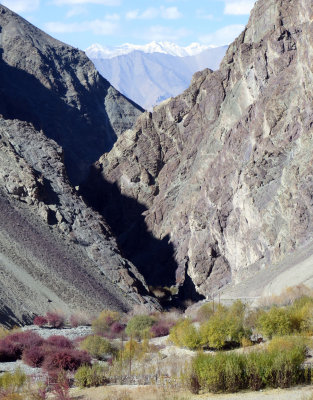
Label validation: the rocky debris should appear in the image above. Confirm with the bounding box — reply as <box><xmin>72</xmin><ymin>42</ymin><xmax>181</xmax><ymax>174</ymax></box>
<box><xmin>92</xmin><ymin>0</ymin><xmax>313</xmax><ymax>298</ymax></box>
<box><xmin>0</xmin><ymin>5</ymin><xmax>143</xmax><ymax>184</ymax></box>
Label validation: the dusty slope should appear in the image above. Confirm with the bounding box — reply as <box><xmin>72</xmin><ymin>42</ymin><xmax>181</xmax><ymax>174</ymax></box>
<box><xmin>89</xmin><ymin>0</ymin><xmax>313</xmax><ymax>298</ymax></box>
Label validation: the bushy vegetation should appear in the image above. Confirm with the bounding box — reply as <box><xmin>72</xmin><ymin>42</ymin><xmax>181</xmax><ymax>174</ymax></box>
<box><xmin>169</xmin><ymin>319</ymin><xmax>201</xmax><ymax>350</ymax></box>
<box><xmin>170</xmin><ymin>301</ymin><xmax>250</xmax><ymax>350</ymax></box>
<box><xmin>80</xmin><ymin>335</ymin><xmax>117</xmax><ymax>360</ymax></box>
<box><xmin>257</xmin><ymin>296</ymin><xmax>313</xmax><ymax>338</ymax></box>
<box><xmin>0</xmin><ymin>286</ymin><xmax>312</xmax><ymax>398</ymax></box>
<box><xmin>75</xmin><ymin>364</ymin><xmax>108</xmax><ymax>388</ymax></box>
<box><xmin>92</xmin><ymin>310</ymin><xmax>123</xmax><ymax>338</ymax></box>
<box><xmin>42</xmin><ymin>348</ymin><xmax>91</xmax><ymax>372</ymax></box>
<box><xmin>188</xmin><ymin>336</ymin><xmax>309</xmax><ymax>393</ymax></box>
<box><xmin>125</xmin><ymin>315</ymin><xmax>155</xmax><ymax>340</ymax></box>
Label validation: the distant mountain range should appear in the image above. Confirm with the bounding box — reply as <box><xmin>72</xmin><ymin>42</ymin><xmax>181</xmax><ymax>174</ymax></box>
<box><xmin>86</xmin><ymin>41</ymin><xmax>213</xmax><ymax>59</ymax></box>
<box><xmin>85</xmin><ymin>42</ymin><xmax>227</xmax><ymax>110</ymax></box>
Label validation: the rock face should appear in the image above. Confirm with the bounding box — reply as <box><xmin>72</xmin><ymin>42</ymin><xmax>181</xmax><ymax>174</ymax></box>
<box><xmin>92</xmin><ymin>0</ymin><xmax>313</xmax><ymax>298</ymax></box>
<box><xmin>0</xmin><ymin>5</ymin><xmax>157</xmax><ymax>326</ymax></box>
<box><xmin>0</xmin><ymin>5</ymin><xmax>143</xmax><ymax>184</ymax></box>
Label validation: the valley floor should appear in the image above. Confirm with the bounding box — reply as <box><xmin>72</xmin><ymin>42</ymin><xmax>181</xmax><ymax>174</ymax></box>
<box><xmin>70</xmin><ymin>384</ymin><xmax>313</xmax><ymax>400</ymax></box>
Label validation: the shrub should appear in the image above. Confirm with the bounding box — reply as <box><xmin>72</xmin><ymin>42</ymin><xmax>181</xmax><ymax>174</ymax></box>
<box><xmin>43</xmin><ymin>349</ymin><xmax>91</xmax><ymax>372</ymax></box>
<box><xmin>120</xmin><ymin>338</ymin><xmax>150</xmax><ymax>361</ymax></box>
<box><xmin>150</xmin><ymin>319</ymin><xmax>174</xmax><ymax>337</ymax></box>
<box><xmin>257</xmin><ymin>307</ymin><xmax>293</xmax><ymax>338</ymax></box>
<box><xmin>196</xmin><ymin>303</ymin><xmax>215</xmax><ymax>323</ymax></box>
<box><xmin>80</xmin><ymin>336</ymin><xmax>117</xmax><ymax>360</ymax></box>
<box><xmin>92</xmin><ymin>310</ymin><xmax>121</xmax><ymax>336</ymax></box>
<box><xmin>46</xmin><ymin>336</ymin><xmax>73</xmax><ymax>349</ymax></box>
<box><xmin>33</xmin><ymin>316</ymin><xmax>48</xmax><ymax>327</ymax></box>
<box><xmin>50</xmin><ymin>372</ymin><xmax>72</xmax><ymax>400</ymax></box>
<box><xmin>22</xmin><ymin>346</ymin><xmax>45</xmax><ymax>367</ymax></box>
<box><xmin>125</xmin><ymin>315</ymin><xmax>155</xmax><ymax>340</ymax></box>
<box><xmin>0</xmin><ymin>331</ymin><xmax>43</xmax><ymax>361</ymax></box>
<box><xmin>0</xmin><ymin>369</ymin><xmax>27</xmax><ymax>390</ymax></box>
<box><xmin>190</xmin><ymin>336</ymin><xmax>308</xmax><ymax>393</ymax></box>
<box><xmin>75</xmin><ymin>364</ymin><xmax>108</xmax><ymax>388</ymax></box>
<box><xmin>110</xmin><ymin>322</ymin><xmax>125</xmax><ymax>337</ymax></box>
<box><xmin>169</xmin><ymin>319</ymin><xmax>201</xmax><ymax>350</ymax></box>
<box><xmin>0</xmin><ymin>340</ymin><xmax>19</xmax><ymax>362</ymax></box>
<box><xmin>69</xmin><ymin>313</ymin><xmax>90</xmax><ymax>328</ymax></box>
<box><xmin>46</xmin><ymin>312</ymin><xmax>65</xmax><ymax>329</ymax></box>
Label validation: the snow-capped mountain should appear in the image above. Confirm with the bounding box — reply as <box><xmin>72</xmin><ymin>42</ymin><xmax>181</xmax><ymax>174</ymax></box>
<box><xmin>86</xmin><ymin>45</ymin><xmax>227</xmax><ymax>110</ymax></box>
<box><xmin>86</xmin><ymin>41</ymin><xmax>212</xmax><ymax>59</ymax></box>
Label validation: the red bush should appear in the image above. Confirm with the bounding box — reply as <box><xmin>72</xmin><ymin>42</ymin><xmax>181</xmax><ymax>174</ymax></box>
<box><xmin>0</xmin><ymin>331</ymin><xmax>43</xmax><ymax>361</ymax></box>
<box><xmin>34</xmin><ymin>316</ymin><xmax>48</xmax><ymax>327</ymax></box>
<box><xmin>0</xmin><ymin>338</ymin><xmax>19</xmax><ymax>362</ymax></box>
<box><xmin>46</xmin><ymin>336</ymin><xmax>73</xmax><ymax>349</ymax></box>
<box><xmin>110</xmin><ymin>322</ymin><xmax>125</xmax><ymax>335</ymax></box>
<box><xmin>150</xmin><ymin>320</ymin><xmax>175</xmax><ymax>337</ymax></box>
<box><xmin>46</xmin><ymin>312</ymin><xmax>65</xmax><ymax>329</ymax></box>
<box><xmin>22</xmin><ymin>346</ymin><xmax>45</xmax><ymax>367</ymax></box>
<box><xmin>43</xmin><ymin>349</ymin><xmax>91</xmax><ymax>371</ymax></box>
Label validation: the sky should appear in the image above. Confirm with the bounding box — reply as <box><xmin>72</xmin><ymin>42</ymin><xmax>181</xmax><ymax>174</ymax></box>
<box><xmin>1</xmin><ymin>0</ymin><xmax>256</xmax><ymax>50</ymax></box>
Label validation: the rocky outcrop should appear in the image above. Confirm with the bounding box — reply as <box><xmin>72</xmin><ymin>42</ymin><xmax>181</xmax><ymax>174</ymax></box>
<box><xmin>0</xmin><ymin>5</ymin><xmax>158</xmax><ymax>325</ymax></box>
<box><xmin>0</xmin><ymin>5</ymin><xmax>143</xmax><ymax>184</ymax></box>
<box><xmin>94</xmin><ymin>0</ymin><xmax>313</xmax><ymax>298</ymax></box>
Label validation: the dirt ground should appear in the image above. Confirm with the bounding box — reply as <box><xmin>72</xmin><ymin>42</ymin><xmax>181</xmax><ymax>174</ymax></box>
<box><xmin>70</xmin><ymin>384</ymin><xmax>313</xmax><ymax>400</ymax></box>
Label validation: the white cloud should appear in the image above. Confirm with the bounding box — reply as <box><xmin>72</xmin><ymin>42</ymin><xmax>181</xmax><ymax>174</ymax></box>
<box><xmin>161</xmin><ymin>6</ymin><xmax>182</xmax><ymax>19</ymax></box>
<box><xmin>53</xmin><ymin>0</ymin><xmax>120</xmax><ymax>5</ymax></box>
<box><xmin>45</xmin><ymin>18</ymin><xmax>118</xmax><ymax>35</ymax></box>
<box><xmin>66</xmin><ymin>6</ymin><xmax>87</xmax><ymax>18</ymax></box>
<box><xmin>126</xmin><ymin>6</ymin><xmax>182</xmax><ymax>20</ymax></box>
<box><xmin>196</xmin><ymin>9</ymin><xmax>214</xmax><ymax>20</ymax></box>
<box><xmin>199</xmin><ymin>24</ymin><xmax>244</xmax><ymax>46</ymax></box>
<box><xmin>143</xmin><ymin>25</ymin><xmax>189</xmax><ymax>42</ymax></box>
<box><xmin>224</xmin><ymin>0</ymin><xmax>255</xmax><ymax>15</ymax></box>
<box><xmin>1</xmin><ymin>0</ymin><xmax>40</xmax><ymax>12</ymax></box>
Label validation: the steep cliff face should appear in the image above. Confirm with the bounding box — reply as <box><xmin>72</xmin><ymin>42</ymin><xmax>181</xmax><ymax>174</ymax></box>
<box><xmin>94</xmin><ymin>0</ymin><xmax>313</xmax><ymax>297</ymax></box>
<box><xmin>0</xmin><ymin>6</ymin><xmax>157</xmax><ymax>325</ymax></box>
<box><xmin>0</xmin><ymin>5</ymin><xmax>143</xmax><ymax>184</ymax></box>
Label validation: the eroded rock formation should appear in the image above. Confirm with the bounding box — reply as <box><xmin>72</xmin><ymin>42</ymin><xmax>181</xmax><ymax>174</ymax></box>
<box><xmin>92</xmin><ymin>0</ymin><xmax>313</xmax><ymax>298</ymax></box>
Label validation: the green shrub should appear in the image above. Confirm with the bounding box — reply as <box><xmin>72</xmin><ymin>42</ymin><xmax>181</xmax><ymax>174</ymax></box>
<box><xmin>190</xmin><ymin>335</ymin><xmax>308</xmax><ymax>393</ymax></box>
<box><xmin>75</xmin><ymin>364</ymin><xmax>108</xmax><ymax>388</ymax></box>
<box><xmin>80</xmin><ymin>335</ymin><xmax>117</xmax><ymax>360</ymax></box>
<box><xmin>199</xmin><ymin>307</ymin><xmax>249</xmax><ymax>349</ymax></box>
<box><xmin>0</xmin><ymin>368</ymin><xmax>27</xmax><ymax>390</ymax></box>
<box><xmin>169</xmin><ymin>319</ymin><xmax>201</xmax><ymax>350</ymax></box>
<box><xmin>257</xmin><ymin>307</ymin><xmax>293</xmax><ymax>338</ymax></box>
<box><xmin>125</xmin><ymin>315</ymin><xmax>154</xmax><ymax>340</ymax></box>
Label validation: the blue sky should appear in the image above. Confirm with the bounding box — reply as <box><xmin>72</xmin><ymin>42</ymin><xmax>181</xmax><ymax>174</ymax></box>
<box><xmin>2</xmin><ymin>0</ymin><xmax>256</xmax><ymax>50</ymax></box>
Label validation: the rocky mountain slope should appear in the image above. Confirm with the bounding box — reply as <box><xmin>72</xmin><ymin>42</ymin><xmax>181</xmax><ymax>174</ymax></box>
<box><xmin>0</xmin><ymin>5</ymin><xmax>156</xmax><ymax>326</ymax></box>
<box><xmin>0</xmin><ymin>6</ymin><xmax>143</xmax><ymax>184</ymax></box>
<box><xmin>87</xmin><ymin>46</ymin><xmax>227</xmax><ymax>110</ymax></box>
<box><xmin>87</xmin><ymin>0</ymin><xmax>313</xmax><ymax>299</ymax></box>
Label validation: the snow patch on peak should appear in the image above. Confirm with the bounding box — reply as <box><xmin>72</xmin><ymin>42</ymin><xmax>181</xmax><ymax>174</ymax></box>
<box><xmin>85</xmin><ymin>41</ymin><xmax>211</xmax><ymax>59</ymax></box>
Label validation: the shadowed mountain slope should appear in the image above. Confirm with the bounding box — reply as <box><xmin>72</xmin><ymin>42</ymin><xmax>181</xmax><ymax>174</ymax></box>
<box><xmin>0</xmin><ymin>5</ymin><xmax>157</xmax><ymax>326</ymax></box>
<box><xmin>0</xmin><ymin>5</ymin><xmax>143</xmax><ymax>185</ymax></box>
